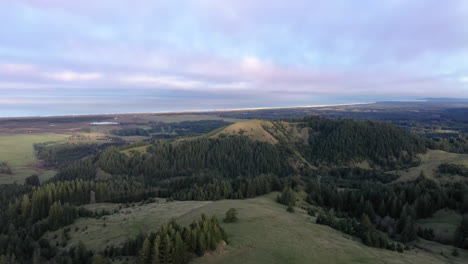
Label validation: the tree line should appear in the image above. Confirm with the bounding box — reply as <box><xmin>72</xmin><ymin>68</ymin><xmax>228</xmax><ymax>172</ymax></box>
<box><xmin>295</xmin><ymin>116</ymin><xmax>427</xmax><ymax>169</ymax></box>
<box><xmin>306</xmin><ymin>175</ymin><xmax>468</xmax><ymax>248</ymax></box>
<box><xmin>167</xmin><ymin>174</ymin><xmax>281</xmax><ymax>200</ymax></box>
<box><xmin>111</xmin><ymin>120</ymin><xmax>231</xmax><ymax>138</ymax></box>
<box><xmin>428</xmin><ymin>134</ymin><xmax>468</xmax><ymax>154</ymax></box>
<box><xmin>34</xmin><ymin>142</ymin><xmax>122</xmax><ymax>169</ymax></box>
<box><xmin>438</xmin><ymin>163</ymin><xmax>468</xmax><ymax>177</ymax></box>
<box><xmin>102</xmin><ymin>214</ymin><xmax>228</xmax><ymax>264</ymax></box>
<box><xmin>54</xmin><ymin>135</ymin><xmax>291</xmax><ymax>184</ymax></box>
<box><xmin>0</xmin><ymin>177</ymin><xmax>155</xmax><ymax>263</ymax></box>
<box><xmin>321</xmin><ymin>167</ymin><xmax>399</xmax><ymax>187</ymax></box>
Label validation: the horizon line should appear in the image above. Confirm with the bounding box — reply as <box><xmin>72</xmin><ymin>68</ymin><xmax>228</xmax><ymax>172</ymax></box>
<box><xmin>0</xmin><ymin>101</ymin><xmax>381</xmax><ymax>119</ymax></box>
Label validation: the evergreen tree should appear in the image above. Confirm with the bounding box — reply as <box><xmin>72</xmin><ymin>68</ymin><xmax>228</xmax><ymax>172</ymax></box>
<box><xmin>277</xmin><ymin>187</ymin><xmax>296</xmax><ymax>207</ymax></box>
<box><xmin>20</xmin><ymin>194</ymin><xmax>31</xmax><ymax>219</ymax></box>
<box><xmin>161</xmin><ymin>234</ymin><xmax>173</xmax><ymax>264</ymax></box>
<box><xmin>363</xmin><ymin>232</ymin><xmax>372</xmax><ymax>246</ymax></box>
<box><xmin>48</xmin><ymin>201</ymin><xmax>64</xmax><ymax>230</ymax></box>
<box><xmin>224</xmin><ymin>208</ymin><xmax>238</xmax><ymax>223</ymax></box>
<box><xmin>455</xmin><ymin>215</ymin><xmax>468</xmax><ymax>249</ymax></box>
<box><xmin>152</xmin><ymin>235</ymin><xmax>161</xmax><ymax>264</ymax></box>
<box><xmin>196</xmin><ymin>234</ymin><xmax>206</xmax><ymax>257</ymax></box>
<box><xmin>400</xmin><ymin>215</ymin><xmax>417</xmax><ymax>243</ymax></box>
<box><xmin>139</xmin><ymin>238</ymin><xmax>151</xmax><ymax>264</ymax></box>
<box><xmin>172</xmin><ymin>232</ymin><xmax>187</xmax><ymax>264</ymax></box>
<box><xmin>361</xmin><ymin>214</ymin><xmax>373</xmax><ymax>230</ymax></box>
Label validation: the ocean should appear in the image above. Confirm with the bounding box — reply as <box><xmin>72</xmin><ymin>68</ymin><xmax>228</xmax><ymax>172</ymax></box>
<box><xmin>0</xmin><ymin>89</ymin><xmax>414</xmax><ymax>118</ymax></box>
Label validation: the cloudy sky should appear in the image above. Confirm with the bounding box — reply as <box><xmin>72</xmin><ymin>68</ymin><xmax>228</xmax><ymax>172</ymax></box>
<box><xmin>1</xmin><ymin>0</ymin><xmax>468</xmax><ymax>116</ymax></box>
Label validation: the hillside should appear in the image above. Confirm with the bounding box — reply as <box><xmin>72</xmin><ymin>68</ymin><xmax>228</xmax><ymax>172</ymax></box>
<box><xmin>44</xmin><ymin>193</ymin><xmax>467</xmax><ymax>264</ymax></box>
<box><xmin>213</xmin><ymin>120</ymin><xmax>280</xmax><ymax>143</ymax></box>
<box><xmin>213</xmin><ymin>117</ymin><xmax>426</xmax><ymax>169</ymax></box>
<box><xmin>392</xmin><ymin>150</ymin><xmax>468</xmax><ymax>183</ymax></box>
<box><xmin>49</xmin><ymin>117</ymin><xmax>427</xmax><ymax>185</ymax></box>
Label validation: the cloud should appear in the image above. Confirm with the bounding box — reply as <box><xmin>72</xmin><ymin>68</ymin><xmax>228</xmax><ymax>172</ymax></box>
<box><xmin>0</xmin><ymin>0</ymin><xmax>467</xmax><ymax>107</ymax></box>
<box><xmin>120</xmin><ymin>75</ymin><xmax>203</xmax><ymax>89</ymax></box>
<box><xmin>45</xmin><ymin>71</ymin><xmax>102</xmax><ymax>81</ymax></box>
<box><xmin>0</xmin><ymin>63</ymin><xmax>35</xmax><ymax>73</ymax></box>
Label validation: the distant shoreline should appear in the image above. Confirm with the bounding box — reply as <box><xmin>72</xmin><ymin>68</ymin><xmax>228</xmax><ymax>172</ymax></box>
<box><xmin>0</xmin><ymin>101</ymin><xmax>376</xmax><ymax>119</ymax></box>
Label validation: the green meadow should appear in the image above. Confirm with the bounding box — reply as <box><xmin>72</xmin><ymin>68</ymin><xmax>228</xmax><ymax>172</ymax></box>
<box><xmin>418</xmin><ymin>209</ymin><xmax>463</xmax><ymax>244</ymax></box>
<box><xmin>45</xmin><ymin>193</ymin><xmax>467</xmax><ymax>264</ymax></box>
<box><xmin>392</xmin><ymin>150</ymin><xmax>468</xmax><ymax>183</ymax></box>
<box><xmin>0</xmin><ymin>133</ymin><xmax>68</xmax><ymax>184</ymax></box>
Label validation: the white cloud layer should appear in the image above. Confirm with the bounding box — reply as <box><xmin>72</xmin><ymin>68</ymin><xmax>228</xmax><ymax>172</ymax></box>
<box><xmin>0</xmin><ymin>0</ymin><xmax>467</xmax><ymax>103</ymax></box>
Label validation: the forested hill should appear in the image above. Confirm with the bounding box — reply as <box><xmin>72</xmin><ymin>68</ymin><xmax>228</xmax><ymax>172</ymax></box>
<box><xmin>215</xmin><ymin>117</ymin><xmax>427</xmax><ymax>170</ymax></box>
<box><xmin>297</xmin><ymin>117</ymin><xmax>426</xmax><ymax>168</ymax></box>
<box><xmin>53</xmin><ymin>116</ymin><xmax>427</xmax><ymax>184</ymax></box>
<box><xmin>54</xmin><ymin>135</ymin><xmax>292</xmax><ymax>183</ymax></box>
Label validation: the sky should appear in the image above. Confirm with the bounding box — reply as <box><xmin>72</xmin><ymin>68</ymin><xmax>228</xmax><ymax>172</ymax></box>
<box><xmin>1</xmin><ymin>0</ymin><xmax>468</xmax><ymax>116</ymax></box>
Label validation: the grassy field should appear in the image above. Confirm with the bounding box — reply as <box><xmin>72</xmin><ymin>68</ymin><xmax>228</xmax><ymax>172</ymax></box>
<box><xmin>44</xmin><ymin>200</ymin><xmax>213</xmax><ymax>251</ymax></box>
<box><xmin>417</xmin><ymin>209</ymin><xmax>463</xmax><ymax>244</ymax></box>
<box><xmin>190</xmin><ymin>194</ymin><xmax>467</xmax><ymax>264</ymax></box>
<box><xmin>392</xmin><ymin>150</ymin><xmax>468</xmax><ymax>183</ymax></box>
<box><xmin>214</xmin><ymin>120</ymin><xmax>279</xmax><ymax>143</ymax></box>
<box><xmin>0</xmin><ymin>133</ymin><xmax>69</xmax><ymax>184</ymax></box>
<box><xmin>44</xmin><ymin>193</ymin><xmax>467</xmax><ymax>264</ymax></box>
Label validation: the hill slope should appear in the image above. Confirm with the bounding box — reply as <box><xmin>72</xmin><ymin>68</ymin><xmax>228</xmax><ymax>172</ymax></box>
<box><xmin>214</xmin><ymin>117</ymin><xmax>426</xmax><ymax>169</ymax></box>
<box><xmin>45</xmin><ymin>193</ymin><xmax>467</xmax><ymax>264</ymax></box>
<box><xmin>191</xmin><ymin>194</ymin><xmax>467</xmax><ymax>264</ymax></box>
<box><xmin>213</xmin><ymin>119</ymin><xmax>309</xmax><ymax>145</ymax></box>
<box><xmin>213</xmin><ymin>119</ymin><xmax>280</xmax><ymax>143</ymax></box>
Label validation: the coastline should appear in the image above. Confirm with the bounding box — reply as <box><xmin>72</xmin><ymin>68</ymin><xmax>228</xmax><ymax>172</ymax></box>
<box><xmin>0</xmin><ymin>101</ymin><xmax>376</xmax><ymax>119</ymax></box>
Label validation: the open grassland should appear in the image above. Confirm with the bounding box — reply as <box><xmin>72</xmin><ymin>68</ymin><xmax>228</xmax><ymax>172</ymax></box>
<box><xmin>213</xmin><ymin>120</ymin><xmax>311</xmax><ymax>147</ymax></box>
<box><xmin>0</xmin><ymin>133</ymin><xmax>69</xmax><ymax>184</ymax></box>
<box><xmin>45</xmin><ymin>193</ymin><xmax>467</xmax><ymax>264</ymax></box>
<box><xmin>392</xmin><ymin>150</ymin><xmax>468</xmax><ymax>183</ymax></box>
<box><xmin>44</xmin><ymin>200</ymin><xmax>213</xmax><ymax>251</ymax></box>
<box><xmin>417</xmin><ymin>209</ymin><xmax>463</xmax><ymax>244</ymax></box>
<box><xmin>213</xmin><ymin>120</ymin><xmax>279</xmax><ymax>143</ymax></box>
<box><xmin>0</xmin><ymin>130</ymin><xmax>122</xmax><ymax>184</ymax></box>
<box><xmin>190</xmin><ymin>194</ymin><xmax>467</xmax><ymax>264</ymax></box>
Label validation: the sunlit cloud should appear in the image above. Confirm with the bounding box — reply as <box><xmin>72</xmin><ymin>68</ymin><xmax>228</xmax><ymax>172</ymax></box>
<box><xmin>44</xmin><ymin>71</ymin><xmax>102</xmax><ymax>81</ymax></box>
<box><xmin>0</xmin><ymin>0</ymin><xmax>467</xmax><ymax>117</ymax></box>
<box><xmin>120</xmin><ymin>75</ymin><xmax>203</xmax><ymax>89</ymax></box>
